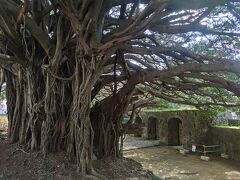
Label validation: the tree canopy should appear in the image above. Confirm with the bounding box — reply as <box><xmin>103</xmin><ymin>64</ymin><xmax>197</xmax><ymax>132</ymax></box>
<box><xmin>0</xmin><ymin>0</ymin><xmax>240</xmax><ymax>175</ymax></box>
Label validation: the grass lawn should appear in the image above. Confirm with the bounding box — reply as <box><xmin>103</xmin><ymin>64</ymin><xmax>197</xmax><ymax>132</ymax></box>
<box><xmin>143</xmin><ymin>108</ymin><xmax>197</xmax><ymax>112</ymax></box>
<box><xmin>214</xmin><ymin>125</ymin><xmax>240</xmax><ymax>129</ymax></box>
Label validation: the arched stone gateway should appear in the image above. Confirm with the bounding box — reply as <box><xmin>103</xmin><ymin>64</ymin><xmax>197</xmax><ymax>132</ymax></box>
<box><xmin>141</xmin><ymin>110</ymin><xmax>216</xmax><ymax>146</ymax></box>
<box><xmin>168</xmin><ymin>118</ymin><xmax>183</xmax><ymax>146</ymax></box>
<box><xmin>147</xmin><ymin>117</ymin><xmax>158</xmax><ymax>139</ymax></box>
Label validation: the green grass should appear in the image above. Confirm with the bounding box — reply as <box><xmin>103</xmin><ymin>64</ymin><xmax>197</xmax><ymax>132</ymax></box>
<box><xmin>39</xmin><ymin>156</ymin><xmax>54</xmax><ymax>180</ymax></box>
<box><xmin>152</xmin><ymin>175</ymin><xmax>162</xmax><ymax>180</ymax></box>
<box><xmin>143</xmin><ymin>108</ymin><xmax>198</xmax><ymax>112</ymax></box>
<box><xmin>40</xmin><ymin>156</ymin><xmax>53</xmax><ymax>172</ymax></box>
<box><xmin>0</xmin><ymin>132</ymin><xmax>6</xmax><ymax>139</ymax></box>
<box><xmin>0</xmin><ymin>116</ymin><xmax>8</xmax><ymax>139</ymax></box>
<box><xmin>213</xmin><ymin>125</ymin><xmax>240</xmax><ymax>129</ymax></box>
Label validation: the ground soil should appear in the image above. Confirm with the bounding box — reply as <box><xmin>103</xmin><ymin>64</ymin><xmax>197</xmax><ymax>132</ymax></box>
<box><xmin>0</xmin><ymin>140</ymin><xmax>153</xmax><ymax>180</ymax></box>
<box><xmin>124</xmin><ymin>146</ymin><xmax>240</xmax><ymax>180</ymax></box>
<box><xmin>0</xmin><ymin>118</ymin><xmax>153</xmax><ymax>180</ymax></box>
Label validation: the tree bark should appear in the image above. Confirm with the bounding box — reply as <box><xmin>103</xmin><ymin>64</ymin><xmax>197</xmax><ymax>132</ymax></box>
<box><xmin>5</xmin><ymin>46</ymin><xmax>98</xmax><ymax>175</ymax></box>
<box><xmin>66</xmin><ymin>44</ymin><xmax>97</xmax><ymax>174</ymax></box>
<box><xmin>91</xmin><ymin>86</ymin><xmax>135</xmax><ymax>159</ymax></box>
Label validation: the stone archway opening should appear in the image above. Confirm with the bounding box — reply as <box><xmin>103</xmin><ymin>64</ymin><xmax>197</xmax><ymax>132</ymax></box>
<box><xmin>148</xmin><ymin>117</ymin><xmax>157</xmax><ymax>139</ymax></box>
<box><xmin>168</xmin><ymin>118</ymin><xmax>183</xmax><ymax>146</ymax></box>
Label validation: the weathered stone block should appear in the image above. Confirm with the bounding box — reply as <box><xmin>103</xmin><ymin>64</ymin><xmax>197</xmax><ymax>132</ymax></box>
<box><xmin>201</xmin><ymin>155</ymin><xmax>210</xmax><ymax>161</ymax></box>
<box><xmin>221</xmin><ymin>153</ymin><xmax>229</xmax><ymax>159</ymax></box>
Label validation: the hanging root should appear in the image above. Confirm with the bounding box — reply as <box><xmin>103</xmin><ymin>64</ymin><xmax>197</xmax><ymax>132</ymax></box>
<box><xmin>17</xmin><ymin>0</ymin><xmax>29</xmax><ymax>23</ymax></box>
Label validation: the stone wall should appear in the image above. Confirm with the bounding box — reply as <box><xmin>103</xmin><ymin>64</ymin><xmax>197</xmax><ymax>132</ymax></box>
<box><xmin>206</xmin><ymin>127</ymin><xmax>240</xmax><ymax>161</ymax></box>
<box><xmin>140</xmin><ymin>110</ymin><xmax>216</xmax><ymax>146</ymax></box>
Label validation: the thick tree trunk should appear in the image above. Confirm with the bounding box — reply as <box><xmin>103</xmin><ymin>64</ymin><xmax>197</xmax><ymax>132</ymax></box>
<box><xmin>91</xmin><ymin>101</ymin><xmax>121</xmax><ymax>159</ymax></box>
<box><xmin>5</xmin><ymin>52</ymin><xmax>97</xmax><ymax>174</ymax></box>
<box><xmin>91</xmin><ymin>88</ymin><xmax>134</xmax><ymax>159</ymax></box>
<box><xmin>66</xmin><ymin>46</ymin><xmax>97</xmax><ymax>174</ymax></box>
<box><xmin>6</xmin><ymin>65</ymin><xmax>45</xmax><ymax>150</ymax></box>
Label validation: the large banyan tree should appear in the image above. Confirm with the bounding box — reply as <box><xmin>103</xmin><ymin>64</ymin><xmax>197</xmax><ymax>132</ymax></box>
<box><xmin>0</xmin><ymin>0</ymin><xmax>240</xmax><ymax>175</ymax></box>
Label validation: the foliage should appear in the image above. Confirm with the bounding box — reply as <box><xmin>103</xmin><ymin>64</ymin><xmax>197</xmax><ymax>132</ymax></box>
<box><xmin>0</xmin><ymin>90</ymin><xmax>5</xmax><ymax>102</ymax></box>
<box><xmin>197</xmin><ymin>110</ymin><xmax>219</xmax><ymax>124</ymax></box>
<box><xmin>0</xmin><ymin>132</ymin><xmax>4</xmax><ymax>139</ymax></box>
<box><xmin>153</xmin><ymin>98</ymin><xmax>194</xmax><ymax>109</ymax></box>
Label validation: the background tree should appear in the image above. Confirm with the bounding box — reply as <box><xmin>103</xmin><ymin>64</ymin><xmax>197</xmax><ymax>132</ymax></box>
<box><xmin>0</xmin><ymin>0</ymin><xmax>240</xmax><ymax>175</ymax></box>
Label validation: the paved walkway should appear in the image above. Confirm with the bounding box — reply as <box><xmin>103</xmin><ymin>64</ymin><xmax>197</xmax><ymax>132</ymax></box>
<box><xmin>124</xmin><ymin>146</ymin><xmax>240</xmax><ymax>180</ymax></box>
<box><xmin>123</xmin><ymin>135</ymin><xmax>161</xmax><ymax>150</ymax></box>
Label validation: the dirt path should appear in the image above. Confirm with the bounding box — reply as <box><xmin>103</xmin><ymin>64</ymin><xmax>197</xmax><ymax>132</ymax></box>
<box><xmin>124</xmin><ymin>146</ymin><xmax>240</xmax><ymax>180</ymax></box>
